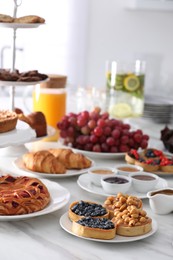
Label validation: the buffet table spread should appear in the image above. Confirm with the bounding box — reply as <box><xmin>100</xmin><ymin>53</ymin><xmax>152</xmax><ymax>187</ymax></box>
<box><xmin>0</xmin><ymin>97</ymin><xmax>173</xmax><ymax>260</ymax></box>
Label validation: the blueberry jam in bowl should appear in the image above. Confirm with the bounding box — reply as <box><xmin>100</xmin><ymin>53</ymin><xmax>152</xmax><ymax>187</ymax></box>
<box><xmin>101</xmin><ymin>174</ymin><xmax>131</xmax><ymax>194</ymax></box>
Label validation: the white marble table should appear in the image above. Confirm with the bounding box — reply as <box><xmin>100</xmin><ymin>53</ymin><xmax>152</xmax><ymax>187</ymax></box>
<box><xmin>0</xmin><ymin>140</ymin><xmax>173</xmax><ymax>260</ymax></box>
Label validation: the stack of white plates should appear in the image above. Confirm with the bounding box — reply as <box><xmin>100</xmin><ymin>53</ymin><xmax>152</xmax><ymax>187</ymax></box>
<box><xmin>143</xmin><ymin>95</ymin><xmax>173</xmax><ymax>124</ymax></box>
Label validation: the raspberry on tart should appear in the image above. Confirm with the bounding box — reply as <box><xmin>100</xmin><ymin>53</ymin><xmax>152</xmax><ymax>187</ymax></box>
<box><xmin>125</xmin><ymin>149</ymin><xmax>140</xmax><ymax>164</ymax></box>
<box><xmin>135</xmin><ymin>158</ymin><xmax>160</xmax><ymax>172</ymax></box>
<box><xmin>142</xmin><ymin>148</ymin><xmax>163</xmax><ymax>160</ymax></box>
<box><xmin>159</xmin><ymin>157</ymin><xmax>173</xmax><ymax>172</ymax></box>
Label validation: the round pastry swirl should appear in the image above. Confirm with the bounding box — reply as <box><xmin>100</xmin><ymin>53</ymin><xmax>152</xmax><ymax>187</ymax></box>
<box><xmin>0</xmin><ymin>175</ymin><xmax>50</xmax><ymax>215</ymax></box>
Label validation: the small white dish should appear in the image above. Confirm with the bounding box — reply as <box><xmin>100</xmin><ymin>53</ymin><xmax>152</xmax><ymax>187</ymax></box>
<box><xmin>130</xmin><ymin>172</ymin><xmax>159</xmax><ymax>193</ymax></box>
<box><xmin>115</xmin><ymin>163</ymin><xmax>143</xmax><ymax>176</ymax></box>
<box><xmin>101</xmin><ymin>174</ymin><xmax>132</xmax><ymax>194</ymax></box>
<box><xmin>88</xmin><ymin>166</ymin><xmax>116</xmax><ymax>186</ymax></box>
<box><xmin>147</xmin><ymin>188</ymin><xmax>173</xmax><ymax>215</ymax></box>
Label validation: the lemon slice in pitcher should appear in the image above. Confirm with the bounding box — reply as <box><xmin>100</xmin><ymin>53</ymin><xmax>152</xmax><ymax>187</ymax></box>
<box><xmin>109</xmin><ymin>103</ymin><xmax>133</xmax><ymax>118</ymax></box>
<box><xmin>124</xmin><ymin>75</ymin><xmax>140</xmax><ymax>92</ymax></box>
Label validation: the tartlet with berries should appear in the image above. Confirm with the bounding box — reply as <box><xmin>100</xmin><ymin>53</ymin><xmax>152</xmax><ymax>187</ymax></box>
<box><xmin>72</xmin><ymin>217</ymin><xmax>116</xmax><ymax>240</ymax></box>
<box><xmin>125</xmin><ymin>149</ymin><xmax>140</xmax><ymax>164</ymax></box>
<box><xmin>69</xmin><ymin>200</ymin><xmax>109</xmax><ymax>222</ymax></box>
<box><xmin>159</xmin><ymin>157</ymin><xmax>173</xmax><ymax>172</ymax></box>
<box><xmin>141</xmin><ymin>148</ymin><xmax>163</xmax><ymax>160</ymax></box>
<box><xmin>135</xmin><ymin>158</ymin><xmax>160</xmax><ymax>172</ymax></box>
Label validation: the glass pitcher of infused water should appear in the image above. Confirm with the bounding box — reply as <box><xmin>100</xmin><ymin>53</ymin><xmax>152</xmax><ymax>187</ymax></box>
<box><xmin>106</xmin><ymin>60</ymin><xmax>146</xmax><ymax>119</ymax></box>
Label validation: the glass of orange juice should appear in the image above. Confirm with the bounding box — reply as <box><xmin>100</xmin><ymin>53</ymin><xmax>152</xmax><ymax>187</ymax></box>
<box><xmin>33</xmin><ymin>85</ymin><xmax>66</xmax><ymax>129</ymax></box>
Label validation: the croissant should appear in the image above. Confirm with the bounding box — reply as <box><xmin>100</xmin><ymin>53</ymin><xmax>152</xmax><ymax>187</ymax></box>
<box><xmin>49</xmin><ymin>148</ymin><xmax>92</xmax><ymax>169</ymax></box>
<box><xmin>23</xmin><ymin>150</ymin><xmax>66</xmax><ymax>174</ymax></box>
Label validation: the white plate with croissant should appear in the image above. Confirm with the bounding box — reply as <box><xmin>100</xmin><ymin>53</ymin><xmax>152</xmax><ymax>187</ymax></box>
<box><xmin>13</xmin><ymin>148</ymin><xmax>95</xmax><ymax>178</ymax></box>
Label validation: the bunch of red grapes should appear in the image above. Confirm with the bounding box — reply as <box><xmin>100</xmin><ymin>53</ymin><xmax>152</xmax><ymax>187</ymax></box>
<box><xmin>57</xmin><ymin>107</ymin><xmax>149</xmax><ymax>153</ymax></box>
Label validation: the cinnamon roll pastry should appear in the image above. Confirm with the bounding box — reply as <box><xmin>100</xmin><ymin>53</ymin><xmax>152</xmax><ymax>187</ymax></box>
<box><xmin>0</xmin><ymin>175</ymin><xmax>50</xmax><ymax>215</ymax></box>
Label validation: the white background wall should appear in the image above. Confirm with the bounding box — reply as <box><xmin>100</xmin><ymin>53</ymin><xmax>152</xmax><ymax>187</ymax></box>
<box><xmin>0</xmin><ymin>0</ymin><xmax>173</xmax><ymax>97</ymax></box>
<box><xmin>86</xmin><ymin>0</ymin><xmax>173</xmax><ymax>97</ymax></box>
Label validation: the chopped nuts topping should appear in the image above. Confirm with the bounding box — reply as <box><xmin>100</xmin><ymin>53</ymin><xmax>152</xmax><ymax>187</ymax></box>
<box><xmin>104</xmin><ymin>193</ymin><xmax>143</xmax><ymax>212</ymax></box>
<box><xmin>112</xmin><ymin>205</ymin><xmax>150</xmax><ymax>227</ymax></box>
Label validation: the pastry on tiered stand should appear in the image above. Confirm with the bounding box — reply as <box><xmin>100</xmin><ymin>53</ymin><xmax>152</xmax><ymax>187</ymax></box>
<box><xmin>0</xmin><ymin>110</ymin><xmax>18</xmax><ymax>133</ymax></box>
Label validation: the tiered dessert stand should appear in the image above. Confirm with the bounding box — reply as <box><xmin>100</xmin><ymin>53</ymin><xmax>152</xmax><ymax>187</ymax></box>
<box><xmin>0</xmin><ymin>0</ymin><xmax>47</xmax><ymax>110</ymax></box>
<box><xmin>0</xmin><ymin>0</ymin><xmax>46</xmax><ymax>156</ymax></box>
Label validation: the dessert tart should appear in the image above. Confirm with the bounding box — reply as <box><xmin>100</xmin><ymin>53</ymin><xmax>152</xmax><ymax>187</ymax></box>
<box><xmin>125</xmin><ymin>149</ymin><xmax>140</xmax><ymax>164</ymax></box>
<box><xmin>135</xmin><ymin>158</ymin><xmax>160</xmax><ymax>172</ymax></box>
<box><xmin>159</xmin><ymin>157</ymin><xmax>173</xmax><ymax>172</ymax></box>
<box><xmin>103</xmin><ymin>193</ymin><xmax>143</xmax><ymax>219</ymax></box>
<box><xmin>0</xmin><ymin>175</ymin><xmax>50</xmax><ymax>215</ymax></box>
<box><xmin>72</xmin><ymin>217</ymin><xmax>116</xmax><ymax>240</ymax></box>
<box><xmin>0</xmin><ymin>110</ymin><xmax>18</xmax><ymax>133</ymax></box>
<box><xmin>112</xmin><ymin>205</ymin><xmax>152</xmax><ymax>237</ymax></box>
<box><xmin>69</xmin><ymin>200</ymin><xmax>109</xmax><ymax>222</ymax></box>
<box><xmin>141</xmin><ymin>148</ymin><xmax>163</xmax><ymax>160</ymax></box>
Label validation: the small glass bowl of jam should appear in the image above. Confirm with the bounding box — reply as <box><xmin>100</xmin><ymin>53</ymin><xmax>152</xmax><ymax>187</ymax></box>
<box><xmin>101</xmin><ymin>174</ymin><xmax>131</xmax><ymax>194</ymax></box>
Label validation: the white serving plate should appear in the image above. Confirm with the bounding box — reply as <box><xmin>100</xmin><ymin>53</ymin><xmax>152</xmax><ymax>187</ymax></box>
<box><xmin>13</xmin><ymin>156</ymin><xmax>95</xmax><ymax>179</ymax></box>
<box><xmin>77</xmin><ymin>173</ymin><xmax>168</xmax><ymax>199</ymax></box>
<box><xmin>0</xmin><ymin>78</ymin><xmax>48</xmax><ymax>87</ymax></box>
<box><xmin>0</xmin><ymin>121</ymin><xmax>36</xmax><ymax>148</ymax></box>
<box><xmin>0</xmin><ymin>22</ymin><xmax>44</xmax><ymax>29</ymax></box>
<box><xmin>60</xmin><ymin>212</ymin><xmax>158</xmax><ymax>243</ymax></box>
<box><xmin>59</xmin><ymin>145</ymin><xmax>126</xmax><ymax>159</ymax></box>
<box><xmin>0</xmin><ymin>178</ymin><xmax>70</xmax><ymax>221</ymax></box>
